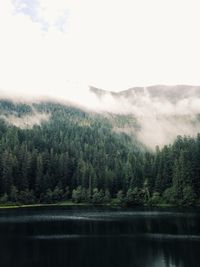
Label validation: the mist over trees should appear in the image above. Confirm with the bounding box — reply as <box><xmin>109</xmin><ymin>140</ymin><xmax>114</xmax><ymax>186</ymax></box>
<box><xmin>0</xmin><ymin>100</ymin><xmax>199</xmax><ymax>206</ymax></box>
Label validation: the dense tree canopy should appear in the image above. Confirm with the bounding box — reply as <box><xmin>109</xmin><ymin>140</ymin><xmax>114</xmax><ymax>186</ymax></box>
<box><xmin>0</xmin><ymin>100</ymin><xmax>199</xmax><ymax>206</ymax></box>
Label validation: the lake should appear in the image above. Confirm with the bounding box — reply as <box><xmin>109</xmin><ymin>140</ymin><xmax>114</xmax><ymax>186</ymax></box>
<box><xmin>0</xmin><ymin>206</ymin><xmax>199</xmax><ymax>267</ymax></box>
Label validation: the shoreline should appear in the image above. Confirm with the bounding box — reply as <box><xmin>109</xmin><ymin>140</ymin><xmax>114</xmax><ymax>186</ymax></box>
<box><xmin>0</xmin><ymin>202</ymin><xmax>194</xmax><ymax>210</ymax></box>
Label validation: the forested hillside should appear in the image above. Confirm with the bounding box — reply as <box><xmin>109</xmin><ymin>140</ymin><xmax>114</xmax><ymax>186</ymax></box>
<box><xmin>0</xmin><ymin>99</ymin><xmax>199</xmax><ymax>206</ymax></box>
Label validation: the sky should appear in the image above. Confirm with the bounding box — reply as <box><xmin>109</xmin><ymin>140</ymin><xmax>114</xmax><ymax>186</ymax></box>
<box><xmin>0</xmin><ymin>0</ymin><xmax>200</xmax><ymax>99</ymax></box>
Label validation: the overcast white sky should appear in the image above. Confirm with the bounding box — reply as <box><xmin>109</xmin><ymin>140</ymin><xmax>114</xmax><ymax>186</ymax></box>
<box><xmin>0</xmin><ymin>0</ymin><xmax>200</xmax><ymax>99</ymax></box>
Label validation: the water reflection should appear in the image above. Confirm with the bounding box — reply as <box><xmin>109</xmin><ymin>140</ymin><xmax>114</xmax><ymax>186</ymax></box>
<box><xmin>0</xmin><ymin>207</ymin><xmax>199</xmax><ymax>267</ymax></box>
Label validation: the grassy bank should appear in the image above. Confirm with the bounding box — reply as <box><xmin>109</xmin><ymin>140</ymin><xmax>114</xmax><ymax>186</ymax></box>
<box><xmin>0</xmin><ymin>200</ymin><xmax>182</xmax><ymax>210</ymax></box>
<box><xmin>0</xmin><ymin>200</ymin><xmax>104</xmax><ymax>209</ymax></box>
<box><xmin>0</xmin><ymin>197</ymin><xmax>199</xmax><ymax>209</ymax></box>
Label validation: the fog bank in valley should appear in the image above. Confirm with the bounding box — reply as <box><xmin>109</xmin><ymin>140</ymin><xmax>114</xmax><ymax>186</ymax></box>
<box><xmin>1</xmin><ymin>85</ymin><xmax>200</xmax><ymax>149</ymax></box>
<box><xmin>88</xmin><ymin>85</ymin><xmax>200</xmax><ymax>149</ymax></box>
<box><xmin>0</xmin><ymin>107</ymin><xmax>50</xmax><ymax>129</ymax></box>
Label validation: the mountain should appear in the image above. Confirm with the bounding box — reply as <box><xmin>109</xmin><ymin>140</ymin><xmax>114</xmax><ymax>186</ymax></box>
<box><xmin>90</xmin><ymin>85</ymin><xmax>200</xmax><ymax>148</ymax></box>
<box><xmin>90</xmin><ymin>84</ymin><xmax>200</xmax><ymax>102</ymax></box>
<box><xmin>0</xmin><ymin>86</ymin><xmax>200</xmax><ymax>206</ymax></box>
<box><xmin>0</xmin><ymin>100</ymin><xmax>144</xmax><ymax>204</ymax></box>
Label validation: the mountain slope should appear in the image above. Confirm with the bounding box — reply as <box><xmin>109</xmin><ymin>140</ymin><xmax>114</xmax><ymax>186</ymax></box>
<box><xmin>90</xmin><ymin>85</ymin><xmax>200</xmax><ymax>148</ymax></box>
<box><xmin>0</xmin><ymin>88</ymin><xmax>199</xmax><ymax>206</ymax></box>
<box><xmin>91</xmin><ymin>84</ymin><xmax>200</xmax><ymax>101</ymax></box>
<box><xmin>0</xmin><ymin>100</ymin><xmax>145</xmax><ymax>203</ymax></box>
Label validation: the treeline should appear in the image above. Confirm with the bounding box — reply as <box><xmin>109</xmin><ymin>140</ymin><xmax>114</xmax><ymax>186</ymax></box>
<box><xmin>0</xmin><ymin>101</ymin><xmax>199</xmax><ymax>206</ymax></box>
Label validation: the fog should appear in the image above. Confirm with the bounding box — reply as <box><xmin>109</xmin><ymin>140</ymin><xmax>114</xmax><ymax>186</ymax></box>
<box><xmin>84</xmin><ymin>85</ymin><xmax>200</xmax><ymax>149</ymax></box>
<box><xmin>1</xmin><ymin>1</ymin><xmax>200</xmax><ymax>149</ymax></box>
<box><xmin>1</xmin><ymin>84</ymin><xmax>200</xmax><ymax>149</ymax></box>
<box><xmin>0</xmin><ymin>107</ymin><xmax>50</xmax><ymax>129</ymax></box>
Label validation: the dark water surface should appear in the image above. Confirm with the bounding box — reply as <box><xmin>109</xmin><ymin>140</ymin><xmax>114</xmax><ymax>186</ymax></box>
<box><xmin>0</xmin><ymin>206</ymin><xmax>200</xmax><ymax>267</ymax></box>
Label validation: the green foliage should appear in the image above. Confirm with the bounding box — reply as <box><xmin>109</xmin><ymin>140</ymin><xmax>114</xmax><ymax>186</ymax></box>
<box><xmin>163</xmin><ymin>187</ymin><xmax>177</xmax><ymax>204</ymax></box>
<box><xmin>18</xmin><ymin>190</ymin><xmax>35</xmax><ymax>205</ymax></box>
<box><xmin>103</xmin><ymin>189</ymin><xmax>111</xmax><ymax>203</ymax></box>
<box><xmin>63</xmin><ymin>187</ymin><xmax>70</xmax><ymax>200</ymax></box>
<box><xmin>0</xmin><ymin>193</ymin><xmax>8</xmax><ymax>204</ymax></box>
<box><xmin>125</xmin><ymin>188</ymin><xmax>143</xmax><ymax>206</ymax></box>
<box><xmin>115</xmin><ymin>190</ymin><xmax>124</xmax><ymax>205</ymax></box>
<box><xmin>72</xmin><ymin>186</ymin><xmax>83</xmax><ymax>203</ymax></box>
<box><xmin>0</xmin><ymin>100</ymin><xmax>199</xmax><ymax>207</ymax></box>
<box><xmin>9</xmin><ymin>186</ymin><xmax>19</xmax><ymax>203</ymax></box>
<box><xmin>52</xmin><ymin>187</ymin><xmax>64</xmax><ymax>202</ymax></box>
<box><xmin>44</xmin><ymin>189</ymin><xmax>53</xmax><ymax>203</ymax></box>
<box><xmin>92</xmin><ymin>188</ymin><xmax>104</xmax><ymax>204</ymax></box>
<box><xmin>148</xmin><ymin>192</ymin><xmax>163</xmax><ymax>205</ymax></box>
<box><xmin>182</xmin><ymin>186</ymin><xmax>197</xmax><ymax>206</ymax></box>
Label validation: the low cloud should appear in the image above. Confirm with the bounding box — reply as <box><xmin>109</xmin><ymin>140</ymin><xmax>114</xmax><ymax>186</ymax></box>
<box><xmin>86</xmin><ymin>85</ymin><xmax>200</xmax><ymax>149</ymax></box>
<box><xmin>1</xmin><ymin>85</ymin><xmax>200</xmax><ymax>149</ymax></box>
<box><xmin>1</xmin><ymin>108</ymin><xmax>50</xmax><ymax>129</ymax></box>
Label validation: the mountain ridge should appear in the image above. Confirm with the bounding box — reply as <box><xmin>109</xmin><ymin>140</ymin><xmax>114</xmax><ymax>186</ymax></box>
<box><xmin>90</xmin><ymin>84</ymin><xmax>200</xmax><ymax>101</ymax></box>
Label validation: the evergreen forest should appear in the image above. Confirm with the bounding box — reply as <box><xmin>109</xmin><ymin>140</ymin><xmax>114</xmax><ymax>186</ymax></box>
<box><xmin>0</xmin><ymin>100</ymin><xmax>199</xmax><ymax>206</ymax></box>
